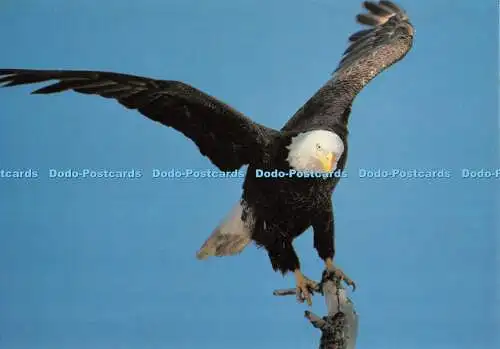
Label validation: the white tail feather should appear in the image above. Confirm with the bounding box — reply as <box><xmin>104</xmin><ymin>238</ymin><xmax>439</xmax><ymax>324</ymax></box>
<box><xmin>196</xmin><ymin>201</ymin><xmax>253</xmax><ymax>259</ymax></box>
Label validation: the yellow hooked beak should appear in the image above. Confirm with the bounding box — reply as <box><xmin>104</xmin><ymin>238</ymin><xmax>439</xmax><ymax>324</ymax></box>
<box><xmin>319</xmin><ymin>152</ymin><xmax>336</xmax><ymax>172</ymax></box>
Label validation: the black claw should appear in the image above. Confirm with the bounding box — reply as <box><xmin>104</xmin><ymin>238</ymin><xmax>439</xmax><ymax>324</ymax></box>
<box><xmin>324</xmin><ymin>267</ymin><xmax>356</xmax><ymax>292</ymax></box>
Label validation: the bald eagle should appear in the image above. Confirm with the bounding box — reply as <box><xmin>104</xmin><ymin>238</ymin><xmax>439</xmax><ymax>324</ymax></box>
<box><xmin>0</xmin><ymin>1</ymin><xmax>414</xmax><ymax>305</ymax></box>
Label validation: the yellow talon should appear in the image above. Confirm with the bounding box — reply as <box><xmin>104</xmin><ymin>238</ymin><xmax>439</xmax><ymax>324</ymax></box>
<box><xmin>294</xmin><ymin>270</ymin><xmax>315</xmax><ymax>306</ymax></box>
<box><xmin>325</xmin><ymin>258</ymin><xmax>356</xmax><ymax>291</ymax></box>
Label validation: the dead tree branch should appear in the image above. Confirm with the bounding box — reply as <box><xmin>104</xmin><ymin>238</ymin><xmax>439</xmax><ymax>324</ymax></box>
<box><xmin>273</xmin><ymin>270</ymin><xmax>358</xmax><ymax>349</ymax></box>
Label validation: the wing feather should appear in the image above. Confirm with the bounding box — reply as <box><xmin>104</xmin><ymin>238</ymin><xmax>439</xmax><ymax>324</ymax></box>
<box><xmin>0</xmin><ymin>69</ymin><xmax>277</xmax><ymax>170</ymax></box>
<box><xmin>282</xmin><ymin>1</ymin><xmax>414</xmax><ymax>132</ymax></box>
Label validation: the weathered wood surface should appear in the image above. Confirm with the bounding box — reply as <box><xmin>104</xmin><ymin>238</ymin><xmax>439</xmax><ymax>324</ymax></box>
<box><xmin>273</xmin><ymin>271</ymin><xmax>358</xmax><ymax>349</ymax></box>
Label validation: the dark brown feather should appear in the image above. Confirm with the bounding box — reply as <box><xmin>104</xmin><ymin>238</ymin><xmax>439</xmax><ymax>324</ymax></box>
<box><xmin>362</xmin><ymin>1</ymin><xmax>393</xmax><ymax>17</ymax></box>
<box><xmin>281</xmin><ymin>1</ymin><xmax>413</xmax><ymax>133</ymax></box>
<box><xmin>0</xmin><ymin>69</ymin><xmax>277</xmax><ymax>170</ymax></box>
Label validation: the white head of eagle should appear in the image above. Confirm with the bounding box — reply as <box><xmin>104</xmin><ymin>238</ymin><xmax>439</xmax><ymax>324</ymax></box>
<box><xmin>286</xmin><ymin>130</ymin><xmax>344</xmax><ymax>173</ymax></box>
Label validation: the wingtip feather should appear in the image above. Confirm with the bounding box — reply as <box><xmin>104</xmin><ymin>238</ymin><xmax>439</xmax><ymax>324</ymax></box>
<box><xmin>356</xmin><ymin>13</ymin><xmax>384</xmax><ymax>26</ymax></box>
<box><xmin>333</xmin><ymin>1</ymin><xmax>413</xmax><ymax>76</ymax></box>
<box><xmin>357</xmin><ymin>1</ymin><xmax>408</xmax><ymax>27</ymax></box>
<box><xmin>362</xmin><ymin>1</ymin><xmax>393</xmax><ymax>16</ymax></box>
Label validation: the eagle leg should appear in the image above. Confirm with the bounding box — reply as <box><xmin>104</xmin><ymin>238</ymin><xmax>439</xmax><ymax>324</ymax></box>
<box><xmin>294</xmin><ymin>269</ymin><xmax>317</xmax><ymax>306</ymax></box>
<box><xmin>325</xmin><ymin>258</ymin><xmax>356</xmax><ymax>291</ymax></box>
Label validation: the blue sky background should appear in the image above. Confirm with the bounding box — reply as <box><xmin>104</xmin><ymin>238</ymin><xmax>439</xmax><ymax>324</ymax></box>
<box><xmin>0</xmin><ymin>0</ymin><xmax>498</xmax><ymax>348</ymax></box>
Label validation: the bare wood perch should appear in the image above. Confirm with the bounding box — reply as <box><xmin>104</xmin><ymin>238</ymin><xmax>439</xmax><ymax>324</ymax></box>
<box><xmin>274</xmin><ymin>270</ymin><xmax>358</xmax><ymax>349</ymax></box>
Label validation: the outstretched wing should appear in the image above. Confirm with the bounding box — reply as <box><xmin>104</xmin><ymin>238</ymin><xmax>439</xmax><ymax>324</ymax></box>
<box><xmin>282</xmin><ymin>1</ymin><xmax>414</xmax><ymax>132</ymax></box>
<box><xmin>0</xmin><ymin>69</ymin><xmax>277</xmax><ymax>171</ymax></box>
